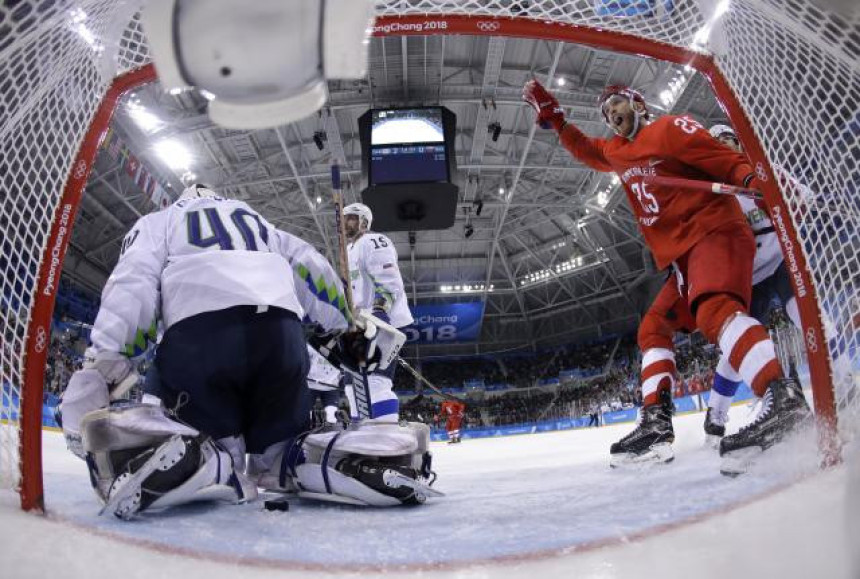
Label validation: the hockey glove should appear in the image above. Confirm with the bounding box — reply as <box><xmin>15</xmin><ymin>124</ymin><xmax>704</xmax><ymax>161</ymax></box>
<box><xmin>372</xmin><ymin>296</ymin><xmax>392</xmax><ymax>325</ymax></box>
<box><xmin>744</xmin><ymin>175</ymin><xmax>770</xmax><ymax>214</ymax></box>
<box><xmin>308</xmin><ymin>328</ymin><xmax>376</xmax><ymax>377</ymax></box>
<box><xmin>83</xmin><ymin>349</ymin><xmax>140</xmax><ymax>399</ymax></box>
<box><xmin>58</xmin><ymin>369</ymin><xmax>111</xmax><ymax>459</ymax></box>
<box><xmin>523</xmin><ymin>79</ymin><xmax>566</xmax><ymax>132</ymax></box>
<box><xmin>356</xmin><ymin>310</ymin><xmax>406</xmax><ymax>372</ymax></box>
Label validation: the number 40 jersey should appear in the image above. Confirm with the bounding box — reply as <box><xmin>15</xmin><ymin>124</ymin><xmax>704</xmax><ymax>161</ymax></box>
<box><xmin>90</xmin><ymin>196</ymin><xmax>349</xmax><ymax>358</ymax></box>
<box><xmin>347</xmin><ymin>231</ymin><xmax>414</xmax><ymax>329</ymax></box>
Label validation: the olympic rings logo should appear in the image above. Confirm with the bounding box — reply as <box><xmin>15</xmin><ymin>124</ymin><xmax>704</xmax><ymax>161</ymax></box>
<box><xmin>755</xmin><ymin>162</ymin><xmax>769</xmax><ymax>182</ymax></box>
<box><xmin>477</xmin><ymin>21</ymin><xmax>501</xmax><ymax>32</ymax></box>
<box><xmin>73</xmin><ymin>159</ymin><xmax>88</xmax><ymax>181</ymax></box>
<box><xmin>34</xmin><ymin>326</ymin><xmax>48</xmax><ymax>354</ymax></box>
<box><xmin>805</xmin><ymin>327</ymin><xmax>819</xmax><ymax>354</ymax></box>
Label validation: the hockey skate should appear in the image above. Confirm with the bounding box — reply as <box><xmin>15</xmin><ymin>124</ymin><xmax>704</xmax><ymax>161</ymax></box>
<box><xmin>703</xmin><ymin>407</ymin><xmax>728</xmax><ymax>449</ymax></box>
<box><xmin>719</xmin><ymin>378</ymin><xmax>811</xmax><ymax>477</ymax></box>
<box><xmin>610</xmin><ymin>389</ymin><xmax>675</xmax><ymax>468</ymax></box>
<box><xmin>295</xmin><ymin>421</ymin><xmax>443</xmax><ymax>506</ymax></box>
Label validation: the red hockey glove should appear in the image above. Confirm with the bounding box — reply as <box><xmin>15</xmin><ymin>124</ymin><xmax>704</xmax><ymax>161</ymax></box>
<box><xmin>522</xmin><ymin>79</ymin><xmax>566</xmax><ymax>132</ymax></box>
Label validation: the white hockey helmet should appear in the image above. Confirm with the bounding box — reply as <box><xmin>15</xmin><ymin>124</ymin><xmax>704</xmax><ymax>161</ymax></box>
<box><xmin>178</xmin><ymin>183</ymin><xmax>220</xmax><ymax>201</ymax></box>
<box><xmin>343</xmin><ymin>202</ymin><xmax>373</xmax><ymax>231</ymax></box>
<box><xmin>709</xmin><ymin>124</ymin><xmax>736</xmax><ymax>140</ymax></box>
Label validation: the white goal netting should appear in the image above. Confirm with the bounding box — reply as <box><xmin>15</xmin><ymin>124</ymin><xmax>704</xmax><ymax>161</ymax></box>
<box><xmin>1</xmin><ymin>1</ymin><xmax>857</xmax><ymax>509</ymax></box>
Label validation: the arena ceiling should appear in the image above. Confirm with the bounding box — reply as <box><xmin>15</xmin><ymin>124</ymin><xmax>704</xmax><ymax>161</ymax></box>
<box><xmin>65</xmin><ymin>32</ymin><xmax>728</xmax><ymax>356</ymax></box>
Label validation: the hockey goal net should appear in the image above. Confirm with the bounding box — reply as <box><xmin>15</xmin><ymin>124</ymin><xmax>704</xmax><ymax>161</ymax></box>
<box><xmin>1</xmin><ymin>1</ymin><xmax>857</xmax><ymax>511</ymax></box>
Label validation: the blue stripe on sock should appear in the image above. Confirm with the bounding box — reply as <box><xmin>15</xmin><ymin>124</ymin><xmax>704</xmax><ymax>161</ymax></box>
<box><xmin>371</xmin><ymin>398</ymin><xmax>399</xmax><ymax>419</ymax></box>
<box><xmin>713</xmin><ymin>372</ymin><xmax>741</xmax><ymax>397</ymax></box>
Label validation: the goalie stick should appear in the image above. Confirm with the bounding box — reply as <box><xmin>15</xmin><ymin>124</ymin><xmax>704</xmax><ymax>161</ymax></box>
<box><xmin>330</xmin><ymin>164</ymin><xmax>372</xmax><ymax>419</ymax></box>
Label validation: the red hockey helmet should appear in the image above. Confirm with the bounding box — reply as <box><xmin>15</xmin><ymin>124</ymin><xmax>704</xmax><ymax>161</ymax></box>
<box><xmin>598</xmin><ymin>85</ymin><xmax>650</xmax><ymax>125</ymax></box>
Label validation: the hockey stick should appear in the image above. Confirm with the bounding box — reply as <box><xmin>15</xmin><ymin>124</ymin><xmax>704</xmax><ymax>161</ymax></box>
<box><xmin>330</xmin><ymin>165</ymin><xmax>355</xmax><ymax>330</ymax></box>
<box><xmin>642</xmin><ymin>175</ymin><xmax>763</xmax><ymax>200</ymax></box>
<box><xmin>330</xmin><ymin>165</ymin><xmax>372</xmax><ymax>420</ymax></box>
<box><xmin>396</xmin><ymin>357</ymin><xmax>465</xmax><ymax>403</ymax></box>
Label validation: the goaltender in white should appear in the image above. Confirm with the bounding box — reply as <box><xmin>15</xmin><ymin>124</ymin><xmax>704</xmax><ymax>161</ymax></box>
<box><xmin>58</xmin><ymin>185</ymin><xmax>439</xmax><ymax>518</ymax></box>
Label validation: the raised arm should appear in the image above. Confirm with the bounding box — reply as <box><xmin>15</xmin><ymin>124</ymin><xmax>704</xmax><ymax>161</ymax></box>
<box><xmin>523</xmin><ymin>79</ymin><xmax>613</xmax><ymax>172</ymax></box>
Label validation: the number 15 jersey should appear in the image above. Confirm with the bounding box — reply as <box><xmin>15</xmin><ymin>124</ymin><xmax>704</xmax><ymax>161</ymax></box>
<box><xmin>347</xmin><ymin>231</ymin><xmax>414</xmax><ymax>329</ymax></box>
<box><xmin>559</xmin><ymin>115</ymin><xmax>755</xmax><ymax>270</ymax></box>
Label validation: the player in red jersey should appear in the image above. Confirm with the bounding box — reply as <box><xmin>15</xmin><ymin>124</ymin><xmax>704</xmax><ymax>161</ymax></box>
<box><xmin>523</xmin><ymin>80</ymin><xmax>810</xmax><ymax>475</ymax></box>
<box><xmin>439</xmin><ymin>399</ymin><xmax>466</xmax><ymax>444</ymax></box>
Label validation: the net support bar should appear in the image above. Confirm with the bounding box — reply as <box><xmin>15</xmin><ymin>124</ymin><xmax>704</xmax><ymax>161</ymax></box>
<box><xmin>20</xmin><ymin>64</ymin><xmax>158</xmax><ymax>512</ymax></box>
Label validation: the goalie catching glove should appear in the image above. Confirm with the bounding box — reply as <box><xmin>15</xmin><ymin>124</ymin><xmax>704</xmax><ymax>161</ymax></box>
<box><xmin>58</xmin><ymin>350</ymin><xmax>141</xmax><ymax>459</ymax></box>
<box><xmin>310</xmin><ymin>310</ymin><xmax>406</xmax><ymax>377</ymax></box>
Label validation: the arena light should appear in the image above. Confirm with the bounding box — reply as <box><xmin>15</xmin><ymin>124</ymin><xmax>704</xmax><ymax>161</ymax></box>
<box><xmin>597</xmin><ymin>191</ymin><xmax>609</xmax><ymax>207</ymax></box>
<box><xmin>691</xmin><ymin>0</ymin><xmax>731</xmax><ymax>49</ymax></box>
<box><xmin>440</xmin><ymin>283</ymin><xmax>493</xmax><ymax>294</ymax></box>
<box><xmin>127</xmin><ymin>101</ymin><xmax>163</xmax><ymax>133</ymax></box>
<box><xmin>518</xmin><ymin>254</ymin><xmax>610</xmax><ymax>288</ymax></box>
<box><xmin>69</xmin><ymin>8</ymin><xmax>102</xmax><ymax>53</ymax></box>
<box><xmin>154</xmin><ymin>139</ymin><xmax>193</xmax><ymax>171</ymax></box>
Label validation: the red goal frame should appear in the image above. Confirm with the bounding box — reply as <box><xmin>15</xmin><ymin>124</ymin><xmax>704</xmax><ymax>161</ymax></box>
<box><xmin>18</xmin><ymin>15</ymin><xmax>839</xmax><ymax>512</ymax></box>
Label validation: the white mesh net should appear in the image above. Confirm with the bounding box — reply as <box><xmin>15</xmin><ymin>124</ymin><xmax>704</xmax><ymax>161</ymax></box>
<box><xmin>1</xmin><ymin>0</ymin><xmax>857</xmax><ymax>502</ymax></box>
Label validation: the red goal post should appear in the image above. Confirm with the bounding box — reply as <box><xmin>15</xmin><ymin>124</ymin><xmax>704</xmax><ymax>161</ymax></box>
<box><xmin>3</xmin><ymin>2</ymin><xmax>856</xmax><ymax>512</ymax></box>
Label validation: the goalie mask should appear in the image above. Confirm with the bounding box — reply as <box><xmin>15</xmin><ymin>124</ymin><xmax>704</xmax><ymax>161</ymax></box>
<box><xmin>599</xmin><ymin>85</ymin><xmax>650</xmax><ymax>139</ymax></box>
<box><xmin>142</xmin><ymin>0</ymin><xmax>375</xmax><ymax>129</ymax></box>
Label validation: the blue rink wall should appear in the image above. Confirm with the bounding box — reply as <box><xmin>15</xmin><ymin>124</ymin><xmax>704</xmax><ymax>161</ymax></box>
<box><xmin>427</xmin><ymin>385</ymin><xmax>755</xmax><ymax>441</ymax></box>
<box><xmin>25</xmin><ymin>385</ymin><xmax>755</xmax><ymax>436</ymax></box>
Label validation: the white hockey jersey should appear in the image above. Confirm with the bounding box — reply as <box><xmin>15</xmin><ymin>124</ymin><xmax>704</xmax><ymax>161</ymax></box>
<box><xmin>736</xmin><ymin>196</ymin><xmax>782</xmax><ymax>285</ymax></box>
<box><xmin>90</xmin><ymin>196</ymin><xmax>349</xmax><ymax>357</ymax></box>
<box><xmin>347</xmin><ymin>231</ymin><xmax>414</xmax><ymax>329</ymax></box>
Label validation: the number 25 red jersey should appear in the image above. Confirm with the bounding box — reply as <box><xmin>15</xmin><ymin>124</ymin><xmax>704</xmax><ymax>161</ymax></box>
<box><xmin>559</xmin><ymin>115</ymin><xmax>755</xmax><ymax>270</ymax></box>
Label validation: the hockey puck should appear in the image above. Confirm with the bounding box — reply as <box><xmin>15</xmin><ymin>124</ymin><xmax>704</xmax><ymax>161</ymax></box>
<box><xmin>264</xmin><ymin>498</ymin><xmax>290</xmax><ymax>512</ymax></box>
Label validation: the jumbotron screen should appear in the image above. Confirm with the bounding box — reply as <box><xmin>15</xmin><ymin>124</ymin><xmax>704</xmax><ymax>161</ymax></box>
<box><xmin>369</xmin><ymin>108</ymin><xmax>449</xmax><ymax>185</ymax></box>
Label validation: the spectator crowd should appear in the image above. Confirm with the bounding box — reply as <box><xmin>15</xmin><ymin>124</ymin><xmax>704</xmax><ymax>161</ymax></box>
<box><xmin>26</xmin><ymin>277</ymin><xmax>803</xmax><ymax>437</ymax></box>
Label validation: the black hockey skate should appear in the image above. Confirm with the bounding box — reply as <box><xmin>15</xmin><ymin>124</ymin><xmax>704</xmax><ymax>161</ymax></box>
<box><xmin>610</xmin><ymin>389</ymin><xmax>675</xmax><ymax>468</ymax></box>
<box><xmin>719</xmin><ymin>378</ymin><xmax>811</xmax><ymax>477</ymax></box>
<box><xmin>703</xmin><ymin>407</ymin><xmax>727</xmax><ymax>449</ymax></box>
<box><xmin>335</xmin><ymin>453</ymin><xmax>442</xmax><ymax>505</ymax></box>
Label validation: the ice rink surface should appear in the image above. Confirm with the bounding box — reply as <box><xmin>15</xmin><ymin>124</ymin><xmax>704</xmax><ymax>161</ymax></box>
<box><xmin>1</xmin><ymin>404</ymin><xmax>857</xmax><ymax>579</ymax></box>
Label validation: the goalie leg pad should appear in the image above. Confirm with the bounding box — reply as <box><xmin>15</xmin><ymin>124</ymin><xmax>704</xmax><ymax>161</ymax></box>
<box><xmin>81</xmin><ymin>404</ymin><xmax>254</xmax><ymax>519</ymax></box>
<box><xmin>295</xmin><ymin>421</ymin><xmax>441</xmax><ymax>506</ymax></box>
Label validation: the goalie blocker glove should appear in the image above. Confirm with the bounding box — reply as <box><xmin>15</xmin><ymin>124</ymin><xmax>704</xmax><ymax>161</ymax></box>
<box><xmin>309</xmin><ymin>311</ymin><xmax>406</xmax><ymax>377</ymax></box>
